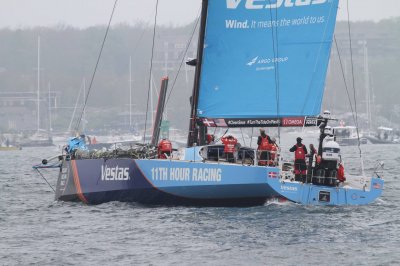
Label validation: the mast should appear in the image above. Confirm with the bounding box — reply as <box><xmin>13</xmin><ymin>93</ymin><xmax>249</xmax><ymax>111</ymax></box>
<box><xmin>83</xmin><ymin>78</ymin><xmax>86</xmax><ymax>132</ymax></box>
<box><xmin>151</xmin><ymin>77</ymin><xmax>169</xmax><ymax>146</ymax></box>
<box><xmin>37</xmin><ymin>36</ymin><xmax>41</xmax><ymax>132</ymax></box>
<box><xmin>363</xmin><ymin>40</ymin><xmax>372</xmax><ymax>132</ymax></box>
<box><xmin>48</xmin><ymin>81</ymin><xmax>52</xmax><ymax>132</ymax></box>
<box><xmin>129</xmin><ymin>56</ymin><xmax>133</xmax><ymax>128</ymax></box>
<box><xmin>187</xmin><ymin>0</ymin><xmax>209</xmax><ymax>147</ymax></box>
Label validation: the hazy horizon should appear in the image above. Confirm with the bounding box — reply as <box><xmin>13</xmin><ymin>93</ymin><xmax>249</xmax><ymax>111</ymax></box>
<box><xmin>1</xmin><ymin>0</ymin><xmax>399</xmax><ymax>30</ymax></box>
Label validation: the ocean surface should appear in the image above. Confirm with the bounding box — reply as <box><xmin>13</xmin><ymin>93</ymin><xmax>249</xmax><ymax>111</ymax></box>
<box><xmin>1</xmin><ymin>143</ymin><xmax>399</xmax><ymax>265</ymax></box>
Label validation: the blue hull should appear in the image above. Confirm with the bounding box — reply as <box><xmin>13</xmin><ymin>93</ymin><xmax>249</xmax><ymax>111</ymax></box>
<box><xmin>266</xmin><ymin>175</ymin><xmax>384</xmax><ymax>206</ymax></box>
<box><xmin>56</xmin><ymin>158</ymin><xmax>280</xmax><ymax>206</ymax></box>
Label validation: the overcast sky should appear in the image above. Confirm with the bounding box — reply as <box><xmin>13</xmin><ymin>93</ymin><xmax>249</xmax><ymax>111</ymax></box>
<box><xmin>0</xmin><ymin>0</ymin><xmax>399</xmax><ymax>29</ymax></box>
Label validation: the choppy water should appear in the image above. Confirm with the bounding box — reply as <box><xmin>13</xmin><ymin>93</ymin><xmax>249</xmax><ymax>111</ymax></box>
<box><xmin>1</xmin><ymin>144</ymin><xmax>399</xmax><ymax>265</ymax></box>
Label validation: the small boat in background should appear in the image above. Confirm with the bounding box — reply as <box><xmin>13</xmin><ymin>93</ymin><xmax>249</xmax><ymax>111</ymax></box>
<box><xmin>0</xmin><ymin>145</ymin><xmax>22</xmax><ymax>151</ymax></box>
<box><xmin>365</xmin><ymin>126</ymin><xmax>399</xmax><ymax>144</ymax></box>
<box><xmin>19</xmin><ymin>130</ymin><xmax>53</xmax><ymax>147</ymax></box>
<box><xmin>333</xmin><ymin>125</ymin><xmax>361</xmax><ymax>146</ymax></box>
<box><xmin>0</xmin><ymin>134</ymin><xmax>22</xmax><ymax>151</ymax></box>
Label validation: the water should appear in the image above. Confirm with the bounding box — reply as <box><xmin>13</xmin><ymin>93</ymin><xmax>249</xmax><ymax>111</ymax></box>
<box><xmin>1</xmin><ymin>145</ymin><xmax>399</xmax><ymax>265</ymax></box>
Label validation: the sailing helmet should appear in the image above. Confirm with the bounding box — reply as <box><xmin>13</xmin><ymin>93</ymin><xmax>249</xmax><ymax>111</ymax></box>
<box><xmin>324</xmin><ymin>126</ymin><xmax>333</xmax><ymax>136</ymax></box>
<box><xmin>322</xmin><ymin>110</ymin><xmax>331</xmax><ymax>119</ymax></box>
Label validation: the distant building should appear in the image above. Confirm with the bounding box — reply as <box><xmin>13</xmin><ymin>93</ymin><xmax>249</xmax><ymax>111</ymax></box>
<box><xmin>0</xmin><ymin>91</ymin><xmax>57</xmax><ymax>132</ymax></box>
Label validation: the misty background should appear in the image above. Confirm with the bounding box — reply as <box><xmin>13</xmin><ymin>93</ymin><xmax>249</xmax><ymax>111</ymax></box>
<box><xmin>0</xmin><ymin>1</ymin><xmax>399</xmax><ymax>135</ymax></box>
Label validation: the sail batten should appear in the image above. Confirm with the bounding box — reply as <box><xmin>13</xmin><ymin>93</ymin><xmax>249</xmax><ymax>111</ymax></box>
<box><xmin>196</xmin><ymin>0</ymin><xmax>339</xmax><ymax>120</ymax></box>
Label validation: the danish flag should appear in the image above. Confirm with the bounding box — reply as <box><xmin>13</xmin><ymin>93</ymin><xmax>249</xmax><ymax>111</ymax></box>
<box><xmin>202</xmin><ymin>118</ymin><xmax>216</xmax><ymax>127</ymax></box>
<box><xmin>268</xmin><ymin>172</ymin><xmax>278</xmax><ymax>178</ymax></box>
<box><xmin>373</xmin><ymin>182</ymin><xmax>381</xmax><ymax>189</ymax></box>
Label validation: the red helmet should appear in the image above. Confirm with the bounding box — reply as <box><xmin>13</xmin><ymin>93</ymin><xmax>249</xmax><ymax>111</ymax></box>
<box><xmin>158</xmin><ymin>139</ymin><xmax>172</xmax><ymax>152</ymax></box>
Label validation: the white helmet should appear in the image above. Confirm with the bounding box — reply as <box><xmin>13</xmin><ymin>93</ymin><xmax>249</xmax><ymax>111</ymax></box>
<box><xmin>324</xmin><ymin>125</ymin><xmax>333</xmax><ymax>136</ymax></box>
<box><xmin>322</xmin><ymin>110</ymin><xmax>331</xmax><ymax>119</ymax></box>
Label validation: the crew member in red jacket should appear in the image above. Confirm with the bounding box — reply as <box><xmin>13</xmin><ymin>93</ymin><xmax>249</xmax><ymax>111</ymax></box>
<box><xmin>158</xmin><ymin>139</ymin><xmax>172</xmax><ymax>159</ymax></box>
<box><xmin>337</xmin><ymin>163</ymin><xmax>346</xmax><ymax>183</ymax></box>
<box><xmin>221</xmin><ymin>135</ymin><xmax>238</xmax><ymax>163</ymax></box>
<box><xmin>269</xmin><ymin>137</ymin><xmax>279</xmax><ymax>166</ymax></box>
<box><xmin>257</xmin><ymin>128</ymin><xmax>272</xmax><ymax>166</ymax></box>
<box><xmin>290</xmin><ymin>137</ymin><xmax>308</xmax><ymax>182</ymax></box>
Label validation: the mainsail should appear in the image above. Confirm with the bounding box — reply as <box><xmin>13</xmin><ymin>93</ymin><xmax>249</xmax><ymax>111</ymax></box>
<box><xmin>196</xmin><ymin>0</ymin><xmax>339</xmax><ymax>125</ymax></box>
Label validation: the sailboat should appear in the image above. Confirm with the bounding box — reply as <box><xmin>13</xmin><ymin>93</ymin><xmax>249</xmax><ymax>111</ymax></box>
<box><xmin>34</xmin><ymin>0</ymin><xmax>383</xmax><ymax>206</ymax></box>
<box><xmin>21</xmin><ymin>36</ymin><xmax>53</xmax><ymax>147</ymax></box>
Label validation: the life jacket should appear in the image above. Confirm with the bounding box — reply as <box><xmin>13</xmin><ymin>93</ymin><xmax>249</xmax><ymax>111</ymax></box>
<box><xmin>221</xmin><ymin>137</ymin><xmax>237</xmax><ymax>153</ymax></box>
<box><xmin>270</xmin><ymin>144</ymin><xmax>277</xmax><ymax>160</ymax></box>
<box><xmin>267</xmin><ymin>144</ymin><xmax>278</xmax><ymax>166</ymax></box>
<box><xmin>337</xmin><ymin>163</ymin><xmax>346</xmax><ymax>182</ymax></box>
<box><xmin>258</xmin><ymin>136</ymin><xmax>271</xmax><ymax>151</ymax></box>
<box><xmin>294</xmin><ymin>144</ymin><xmax>306</xmax><ymax>161</ymax></box>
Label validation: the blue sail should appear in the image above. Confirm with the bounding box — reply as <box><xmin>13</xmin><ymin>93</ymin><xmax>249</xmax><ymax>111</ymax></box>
<box><xmin>197</xmin><ymin>0</ymin><xmax>339</xmax><ymax>119</ymax></box>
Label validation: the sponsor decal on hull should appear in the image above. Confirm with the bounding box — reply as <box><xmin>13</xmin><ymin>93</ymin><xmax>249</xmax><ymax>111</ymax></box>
<box><xmin>151</xmin><ymin>167</ymin><xmax>222</xmax><ymax>183</ymax></box>
<box><xmin>101</xmin><ymin>165</ymin><xmax>130</xmax><ymax>181</ymax></box>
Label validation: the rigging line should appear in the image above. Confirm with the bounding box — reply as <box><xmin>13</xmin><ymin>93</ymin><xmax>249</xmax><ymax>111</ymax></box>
<box><xmin>74</xmin><ymin>0</ymin><xmax>119</xmax><ymax>132</ymax></box>
<box><xmin>334</xmin><ymin>36</ymin><xmax>357</xmax><ymax>133</ymax></box>
<box><xmin>165</xmin><ymin>7</ymin><xmax>202</xmax><ymax>107</ymax></box>
<box><xmin>68</xmin><ymin>81</ymin><xmax>83</xmax><ymax>133</ymax></box>
<box><xmin>35</xmin><ymin>169</ymin><xmax>55</xmax><ymax>192</ymax></box>
<box><xmin>273</xmin><ymin>5</ymin><xmax>281</xmax><ymax>145</ymax></box>
<box><xmin>267</xmin><ymin>0</ymin><xmax>281</xmax><ymax>144</ymax></box>
<box><xmin>240</xmin><ymin>128</ymin><xmax>246</xmax><ymax>147</ymax></box>
<box><xmin>143</xmin><ymin>0</ymin><xmax>160</xmax><ymax>144</ymax></box>
<box><xmin>302</xmin><ymin>1</ymin><xmax>336</xmax><ymax>114</ymax></box>
<box><xmin>346</xmin><ymin>0</ymin><xmax>363</xmax><ymax>162</ymax></box>
<box><xmin>250</xmin><ymin>127</ymin><xmax>254</xmax><ymax>148</ymax></box>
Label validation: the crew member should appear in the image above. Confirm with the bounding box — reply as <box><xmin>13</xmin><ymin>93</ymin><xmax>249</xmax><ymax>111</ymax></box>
<box><xmin>337</xmin><ymin>163</ymin><xmax>346</xmax><ymax>183</ymax></box>
<box><xmin>257</xmin><ymin>128</ymin><xmax>272</xmax><ymax>166</ymax></box>
<box><xmin>158</xmin><ymin>139</ymin><xmax>172</xmax><ymax>159</ymax></box>
<box><xmin>290</xmin><ymin>137</ymin><xmax>308</xmax><ymax>182</ymax></box>
<box><xmin>206</xmin><ymin>134</ymin><xmax>215</xmax><ymax>145</ymax></box>
<box><xmin>306</xmin><ymin>143</ymin><xmax>318</xmax><ymax>182</ymax></box>
<box><xmin>269</xmin><ymin>137</ymin><xmax>279</xmax><ymax>166</ymax></box>
<box><xmin>221</xmin><ymin>135</ymin><xmax>238</xmax><ymax>163</ymax></box>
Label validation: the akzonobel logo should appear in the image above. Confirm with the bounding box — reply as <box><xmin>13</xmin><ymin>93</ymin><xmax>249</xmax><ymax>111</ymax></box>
<box><xmin>227</xmin><ymin>0</ymin><xmax>327</xmax><ymax>9</ymax></box>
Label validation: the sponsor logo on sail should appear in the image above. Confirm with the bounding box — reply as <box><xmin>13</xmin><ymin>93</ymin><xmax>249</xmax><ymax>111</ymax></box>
<box><xmin>227</xmin><ymin>0</ymin><xmax>328</xmax><ymax>9</ymax></box>
<box><xmin>247</xmin><ymin>56</ymin><xmax>258</xmax><ymax>66</ymax></box>
<box><xmin>282</xmin><ymin>117</ymin><xmax>305</xmax><ymax>126</ymax></box>
<box><xmin>101</xmin><ymin>165</ymin><xmax>130</xmax><ymax>181</ymax></box>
